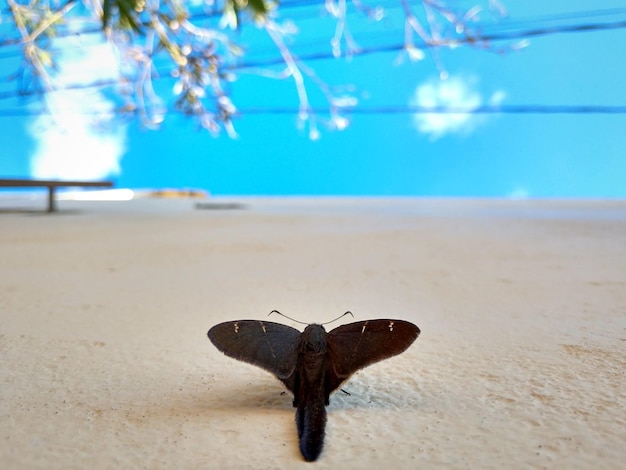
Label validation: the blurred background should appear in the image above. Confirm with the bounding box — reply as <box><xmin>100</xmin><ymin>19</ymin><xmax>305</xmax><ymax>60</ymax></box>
<box><xmin>1</xmin><ymin>0</ymin><xmax>625</xmax><ymax>197</ymax></box>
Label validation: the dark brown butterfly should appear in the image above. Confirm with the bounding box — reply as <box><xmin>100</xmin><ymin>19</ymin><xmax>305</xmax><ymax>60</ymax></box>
<box><xmin>207</xmin><ymin>313</ymin><xmax>420</xmax><ymax>461</ymax></box>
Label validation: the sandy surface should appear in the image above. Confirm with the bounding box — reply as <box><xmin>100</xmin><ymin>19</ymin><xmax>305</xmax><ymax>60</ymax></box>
<box><xmin>1</xmin><ymin>197</ymin><xmax>625</xmax><ymax>469</ymax></box>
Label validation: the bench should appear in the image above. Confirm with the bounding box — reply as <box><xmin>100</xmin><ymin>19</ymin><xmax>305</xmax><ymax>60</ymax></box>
<box><xmin>0</xmin><ymin>178</ymin><xmax>114</xmax><ymax>212</ymax></box>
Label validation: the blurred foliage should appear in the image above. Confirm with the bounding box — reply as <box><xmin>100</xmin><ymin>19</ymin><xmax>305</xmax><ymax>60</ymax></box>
<box><xmin>5</xmin><ymin>0</ymin><xmax>505</xmax><ymax>135</ymax></box>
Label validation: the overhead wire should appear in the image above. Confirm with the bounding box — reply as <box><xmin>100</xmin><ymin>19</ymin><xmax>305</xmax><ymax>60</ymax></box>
<box><xmin>239</xmin><ymin>105</ymin><xmax>626</xmax><ymax>115</ymax></box>
<box><xmin>1</xmin><ymin>4</ymin><xmax>624</xmax><ymax>66</ymax></box>
<box><xmin>1</xmin><ymin>103</ymin><xmax>626</xmax><ymax>118</ymax></box>
<box><xmin>2</xmin><ymin>3</ymin><xmax>626</xmax><ymax>49</ymax></box>
<box><xmin>1</xmin><ymin>17</ymin><xmax>624</xmax><ymax>99</ymax></box>
<box><xmin>0</xmin><ymin>0</ymin><xmax>340</xmax><ymax>49</ymax></box>
<box><xmin>0</xmin><ymin>6</ymin><xmax>625</xmax><ymax>116</ymax></box>
<box><xmin>236</xmin><ymin>18</ymin><xmax>626</xmax><ymax>69</ymax></box>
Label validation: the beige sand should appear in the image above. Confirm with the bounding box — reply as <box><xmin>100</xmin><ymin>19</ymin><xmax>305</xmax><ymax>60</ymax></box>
<box><xmin>1</xmin><ymin>198</ymin><xmax>625</xmax><ymax>469</ymax></box>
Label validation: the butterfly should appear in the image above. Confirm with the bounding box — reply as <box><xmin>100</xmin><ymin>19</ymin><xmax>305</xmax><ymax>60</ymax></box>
<box><xmin>207</xmin><ymin>312</ymin><xmax>420</xmax><ymax>461</ymax></box>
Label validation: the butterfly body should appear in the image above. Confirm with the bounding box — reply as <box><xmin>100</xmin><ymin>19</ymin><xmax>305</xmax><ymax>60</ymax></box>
<box><xmin>208</xmin><ymin>318</ymin><xmax>420</xmax><ymax>461</ymax></box>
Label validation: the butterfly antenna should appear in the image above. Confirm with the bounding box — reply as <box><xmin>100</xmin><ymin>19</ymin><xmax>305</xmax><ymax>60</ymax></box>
<box><xmin>322</xmin><ymin>311</ymin><xmax>354</xmax><ymax>326</ymax></box>
<box><xmin>268</xmin><ymin>310</ymin><xmax>308</xmax><ymax>325</ymax></box>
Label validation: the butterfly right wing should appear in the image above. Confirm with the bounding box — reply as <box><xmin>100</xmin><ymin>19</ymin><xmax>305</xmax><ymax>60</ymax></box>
<box><xmin>325</xmin><ymin>319</ymin><xmax>420</xmax><ymax>394</ymax></box>
<box><xmin>208</xmin><ymin>320</ymin><xmax>301</xmax><ymax>383</ymax></box>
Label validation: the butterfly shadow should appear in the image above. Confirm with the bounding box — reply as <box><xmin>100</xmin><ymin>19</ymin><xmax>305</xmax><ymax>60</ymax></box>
<box><xmin>199</xmin><ymin>373</ymin><xmax>422</xmax><ymax>414</ymax></box>
<box><xmin>329</xmin><ymin>384</ymin><xmax>423</xmax><ymax>412</ymax></box>
<box><xmin>200</xmin><ymin>375</ymin><xmax>295</xmax><ymax>412</ymax></box>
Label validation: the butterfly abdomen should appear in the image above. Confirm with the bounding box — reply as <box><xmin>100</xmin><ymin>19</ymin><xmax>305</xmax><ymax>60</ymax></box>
<box><xmin>296</xmin><ymin>397</ymin><xmax>327</xmax><ymax>462</ymax></box>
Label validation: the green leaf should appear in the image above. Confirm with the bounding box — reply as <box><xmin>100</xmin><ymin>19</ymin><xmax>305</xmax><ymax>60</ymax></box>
<box><xmin>102</xmin><ymin>0</ymin><xmax>113</xmax><ymax>28</ymax></box>
<box><xmin>247</xmin><ymin>0</ymin><xmax>269</xmax><ymax>15</ymax></box>
<box><xmin>102</xmin><ymin>0</ymin><xmax>144</xmax><ymax>33</ymax></box>
<box><xmin>222</xmin><ymin>0</ymin><xmax>271</xmax><ymax>28</ymax></box>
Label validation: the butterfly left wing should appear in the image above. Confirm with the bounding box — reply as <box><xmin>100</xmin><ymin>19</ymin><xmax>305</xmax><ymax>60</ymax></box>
<box><xmin>208</xmin><ymin>320</ymin><xmax>301</xmax><ymax>382</ymax></box>
<box><xmin>326</xmin><ymin>319</ymin><xmax>420</xmax><ymax>394</ymax></box>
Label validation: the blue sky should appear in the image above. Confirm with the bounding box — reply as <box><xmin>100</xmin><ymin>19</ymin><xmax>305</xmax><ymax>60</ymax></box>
<box><xmin>1</xmin><ymin>0</ymin><xmax>626</xmax><ymax>197</ymax></box>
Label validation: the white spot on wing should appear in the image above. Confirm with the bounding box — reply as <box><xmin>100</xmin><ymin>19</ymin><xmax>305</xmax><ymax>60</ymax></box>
<box><xmin>361</xmin><ymin>324</ymin><xmax>366</xmax><ymax>334</ymax></box>
<box><xmin>388</xmin><ymin>321</ymin><xmax>394</xmax><ymax>331</ymax></box>
<box><xmin>262</xmin><ymin>324</ymin><xmax>267</xmax><ymax>333</ymax></box>
<box><xmin>234</xmin><ymin>322</ymin><xmax>239</xmax><ymax>333</ymax></box>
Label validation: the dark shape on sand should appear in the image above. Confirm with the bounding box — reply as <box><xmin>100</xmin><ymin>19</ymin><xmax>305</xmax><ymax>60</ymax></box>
<box><xmin>207</xmin><ymin>314</ymin><xmax>420</xmax><ymax>461</ymax></box>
